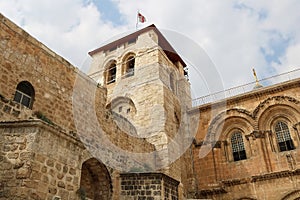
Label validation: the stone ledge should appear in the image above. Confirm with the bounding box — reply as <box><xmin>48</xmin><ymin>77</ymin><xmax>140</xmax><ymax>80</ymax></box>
<box><xmin>0</xmin><ymin>120</ymin><xmax>84</xmax><ymax>148</ymax></box>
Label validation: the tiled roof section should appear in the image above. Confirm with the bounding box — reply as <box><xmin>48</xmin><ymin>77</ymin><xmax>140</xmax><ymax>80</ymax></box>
<box><xmin>88</xmin><ymin>24</ymin><xmax>186</xmax><ymax>68</ymax></box>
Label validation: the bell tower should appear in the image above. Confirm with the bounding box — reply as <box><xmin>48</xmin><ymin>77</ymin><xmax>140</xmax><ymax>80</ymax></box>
<box><xmin>88</xmin><ymin>25</ymin><xmax>191</xmax><ymax>180</ymax></box>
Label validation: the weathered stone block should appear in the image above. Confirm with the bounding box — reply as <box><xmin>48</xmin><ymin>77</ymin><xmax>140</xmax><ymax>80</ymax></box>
<box><xmin>16</xmin><ymin>165</ymin><xmax>31</xmax><ymax>179</ymax></box>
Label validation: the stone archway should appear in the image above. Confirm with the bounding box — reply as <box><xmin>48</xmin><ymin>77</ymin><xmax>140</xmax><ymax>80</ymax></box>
<box><xmin>79</xmin><ymin>158</ymin><xmax>112</xmax><ymax>200</ymax></box>
<box><xmin>281</xmin><ymin>190</ymin><xmax>300</xmax><ymax>200</ymax></box>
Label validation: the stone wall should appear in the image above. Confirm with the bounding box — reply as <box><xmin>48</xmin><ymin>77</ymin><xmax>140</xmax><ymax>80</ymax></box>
<box><xmin>189</xmin><ymin>79</ymin><xmax>300</xmax><ymax>199</ymax></box>
<box><xmin>0</xmin><ymin>13</ymin><xmax>158</xmax><ymax>200</ymax></box>
<box><xmin>0</xmin><ymin>13</ymin><xmax>77</xmax><ymax>132</ymax></box>
<box><xmin>119</xmin><ymin>173</ymin><xmax>179</xmax><ymax>200</ymax></box>
<box><xmin>0</xmin><ymin>12</ymin><xmax>155</xmax><ymax>159</ymax></box>
<box><xmin>88</xmin><ymin>22</ymin><xmax>192</xmax><ymax>186</ymax></box>
<box><xmin>0</xmin><ymin>120</ymin><xmax>85</xmax><ymax>200</ymax></box>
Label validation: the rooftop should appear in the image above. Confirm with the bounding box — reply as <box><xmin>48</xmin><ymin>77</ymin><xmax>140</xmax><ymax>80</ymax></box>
<box><xmin>88</xmin><ymin>24</ymin><xmax>186</xmax><ymax>68</ymax></box>
<box><xmin>192</xmin><ymin>68</ymin><xmax>300</xmax><ymax>107</ymax></box>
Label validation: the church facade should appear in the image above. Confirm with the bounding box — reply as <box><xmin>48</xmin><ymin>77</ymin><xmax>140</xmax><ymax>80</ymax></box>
<box><xmin>0</xmin><ymin>13</ymin><xmax>300</xmax><ymax>200</ymax></box>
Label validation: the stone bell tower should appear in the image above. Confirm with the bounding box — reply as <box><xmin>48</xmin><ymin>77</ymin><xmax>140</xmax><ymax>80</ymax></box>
<box><xmin>88</xmin><ymin>25</ymin><xmax>191</xmax><ymax>180</ymax></box>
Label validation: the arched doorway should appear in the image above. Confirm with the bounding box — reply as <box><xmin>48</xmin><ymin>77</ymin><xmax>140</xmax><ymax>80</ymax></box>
<box><xmin>79</xmin><ymin>158</ymin><xmax>112</xmax><ymax>200</ymax></box>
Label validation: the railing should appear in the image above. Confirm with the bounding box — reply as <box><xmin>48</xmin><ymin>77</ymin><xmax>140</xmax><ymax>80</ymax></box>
<box><xmin>192</xmin><ymin>68</ymin><xmax>300</xmax><ymax>107</ymax></box>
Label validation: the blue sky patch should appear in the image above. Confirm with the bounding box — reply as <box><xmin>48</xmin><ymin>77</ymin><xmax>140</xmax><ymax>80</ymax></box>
<box><xmin>233</xmin><ymin>2</ymin><xmax>268</xmax><ymax>21</ymax></box>
<box><xmin>260</xmin><ymin>31</ymin><xmax>290</xmax><ymax>66</ymax></box>
<box><xmin>91</xmin><ymin>0</ymin><xmax>124</xmax><ymax>26</ymax></box>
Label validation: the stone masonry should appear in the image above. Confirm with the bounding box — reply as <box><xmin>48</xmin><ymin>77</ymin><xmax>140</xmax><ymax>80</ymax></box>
<box><xmin>1</xmin><ymin>11</ymin><xmax>300</xmax><ymax>200</ymax></box>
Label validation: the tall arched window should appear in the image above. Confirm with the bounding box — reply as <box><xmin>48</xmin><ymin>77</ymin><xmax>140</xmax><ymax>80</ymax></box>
<box><xmin>231</xmin><ymin>132</ymin><xmax>247</xmax><ymax>161</ymax></box>
<box><xmin>106</xmin><ymin>61</ymin><xmax>117</xmax><ymax>84</ymax></box>
<box><xmin>123</xmin><ymin>55</ymin><xmax>135</xmax><ymax>77</ymax></box>
<box><xmin>13</xmin><ymin>81</ymin><xmax>35</xmax><ymax>108</ymax></box>
<box><xmin>275</xmin><ymin>121</ymin><xmax>295</xmax><ymax>152</ymax></box>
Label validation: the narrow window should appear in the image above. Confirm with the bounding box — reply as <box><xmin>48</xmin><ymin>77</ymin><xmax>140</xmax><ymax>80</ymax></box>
<box><xmin>275</xmin><ymin>121</ymin><xmax>295</xmax><ymax>152</ymax></box>
<box><xmin>107</xmin><ymin>62</ymin><xmax>116</xmax><ymax>84</ymax></box>
<box><xmin>124</xmin><ymin>56</ymin><xmax>135</xmax><ymax>77</ymax></box>
<box><xmin>13</xmin><ymin>81</ymin><xmax>35</xmax><ymax>108</ymax></box>
<box><xmin>231</xmin><ymin>132</ymin><xmax>247</xmax><ymax>161</ymax></box>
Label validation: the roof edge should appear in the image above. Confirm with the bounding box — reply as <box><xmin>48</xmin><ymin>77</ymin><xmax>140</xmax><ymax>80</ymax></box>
<box><xmin>88</xmin><ymin>24</ymin><xmax>186</xmax><ymax>67</ymax></box>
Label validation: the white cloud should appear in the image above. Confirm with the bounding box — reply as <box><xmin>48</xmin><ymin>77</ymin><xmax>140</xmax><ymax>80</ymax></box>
<box><xmin>0</xmin><ymin>0</ymin><xmax>128</xmax><ymax>67</ymax></box>
<box><xmin>1</xmin><ymin>0</ymin><xmax>300</xmax><ymax>97</ymax></box>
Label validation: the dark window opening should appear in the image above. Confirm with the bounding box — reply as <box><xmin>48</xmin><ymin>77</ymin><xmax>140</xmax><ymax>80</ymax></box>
<box><xmin>231</xmin><ymin>132</ymin><xmax>247</xmax><ymax>161</ymax></box>
<box><xmin>124</xmin><ymin>56</ymin><xmax>135</xmax><ymax>77</ymax></box>
<box><xmin>128</xmin><ymin>38</ymin><xmax>136</xmax><ymax>45</ymax></box>
<box><xmin>107</xmin><ymin>63</ymin><xmax>116</xmax><ymax>84</ymax></box>
<box><xmin>275</xmin><ymin>121</ymin><xmax>295</xmax><ymax>152</ymax></box>
<box><xmin>13</xmin><ymin>81</ymin><xmax>35</xmax><ymax>108</ymax></box>
<box><xmin>109</xmin><ymin>46</ymin><xmax>117</xmax><ymax>52</ymax></box>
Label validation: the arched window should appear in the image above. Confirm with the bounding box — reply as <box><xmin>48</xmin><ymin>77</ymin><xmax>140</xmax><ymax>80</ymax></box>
<box><xmin>274</xmin><ymin>121</ymin><xmax>295</xmax><ymax>152</ymax></box>
<box><xmin>13</xmin><ymin>81</ymin><xmax>35</xmax><ymax>108</ymax></box>
<box><xmin>123</xmin><ymin>55</ymin><xmax>135</xmax><ymax>77</ymax></box>
<box><xmin>231</xmin><ymin>132</ymin><xmax>247</xmax><ymax>161</ymax></box>
<box><xmin>106</xmin><ymin>61</ymin><xmax>116</xmax><ymax>84</ymax></box>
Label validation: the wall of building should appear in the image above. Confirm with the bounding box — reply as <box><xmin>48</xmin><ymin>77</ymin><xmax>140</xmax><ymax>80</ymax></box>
<box><xmin>190</xmin><ymin>79</ymin><xmax>300</xmax><ymax>199</ymax></box>
<box><xmin>119</xmin><ymin>173</ymin><xmax>179</xmax><ymax>200</ymax></box>
<box><xmin>3</xmin><ymin>10</ymin><xmax>300</xmax><ymax>200</ymax></box>
<box><xmin>88</xmin><ymin>26</ymin><xmax>192</xmax><ymax>184</ymax></box>
<box><xmin>0</xmin><ymin>13</ymin><xmax>167</xmax><ymax>200</ymax></box>
<box><xmin>0</xmin><ymin>12</ymin><xmax>154</xmax><ymax>157</ymax></box>
<box><xmin>0</xmin><ymin>121</ymin><xmax>86</xmax><ymax>200</ymax></box>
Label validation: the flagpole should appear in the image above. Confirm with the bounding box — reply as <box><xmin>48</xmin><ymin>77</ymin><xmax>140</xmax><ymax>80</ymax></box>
<box><xmin>136</xmin><ymin>10</ymin><xmax>139</xmax><ymax>30</ymax></box>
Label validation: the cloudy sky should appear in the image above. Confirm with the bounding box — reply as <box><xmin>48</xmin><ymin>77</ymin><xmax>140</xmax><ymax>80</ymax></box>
<box><xmin>1</xmin><ymin>0</ymin><xmax>300</xmax><ymax>98</ymax></box>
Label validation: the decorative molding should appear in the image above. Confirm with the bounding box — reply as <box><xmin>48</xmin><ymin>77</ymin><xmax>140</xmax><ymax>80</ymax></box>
<box><xmin>196</xmin><ymin>187</ymin><xmax>227</xmax><ymax>196</ymax></box>
<box><xmin>196</xmin><ymin>169</ymin><xmax>300</xmax><ymax>199</ymax></box>
<box><xmin>193</xmin><ymin>140</ymin><xmax>224</xmax><ymax>148</ymax></box>
<box><xmin>253</xmin><ymin>96</ymin><xmax>300</xmax><ymax>119</ymax></box>
<box><xmin>293</xmin><ymin>121</ymin><xmax>300</xmax><ymax>130</ymax></box>
<box><xmin>203</xmin><ymin>96</ymin><xmax>300</xmax><ymax>145</ymax></box>
<box><xmin>245</xmin><ymin>130</ymin><xmax>270</xmax><ymax>140</ymax></box>
<box><xmin>222</xmin><ymin>178</ymin><xmax>248</xmax><ymax>187</ymax></box>
<box><xmin>251</xmin><ymin>169</ymin><xmax>300</xmax><ymax>182</ymax></box>
<box><xmin>206</xmin><ymin>169</ymin><xmax>300</xmax><ymax>188</ymax></box>
<box><xmin>207</xmin><ymin>108</ymin><xmax>253</xmax><ymax>134</ymax></box>
<box><xmin>281</xmin><ymin>190</ymin><xmax>300</xmax><ymax>200</ymax></box>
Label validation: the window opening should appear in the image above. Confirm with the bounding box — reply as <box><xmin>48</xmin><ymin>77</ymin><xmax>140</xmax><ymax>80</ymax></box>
<box><xmin>13</xmin><ymin>81</ymin><xmax>34</xmax><ymax>108</ymax></box>
<box><xmin>275</xmin><ymin>121</ymin><xmax>295</xmax><ymax>152</ymax></box>
<box><xmin>231</xmin><ymin>132</ymin><xmax>247</xmax><ymax>161</ymax></box>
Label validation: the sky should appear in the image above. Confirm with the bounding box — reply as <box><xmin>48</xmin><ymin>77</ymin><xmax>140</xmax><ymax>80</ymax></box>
<box><xmin>1</xmin><ymin>0</ymin><xmax>300</xmax><ymax>99</ymax></box>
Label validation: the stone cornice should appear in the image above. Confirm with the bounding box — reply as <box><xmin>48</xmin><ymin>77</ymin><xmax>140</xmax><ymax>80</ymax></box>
<box><xmin>119</xmin><ymin>172</ymin><xmax>180</xmax><ymax>186</ymax></box>
<box><xmin>196</xmin><ymin>187</ymin><xmax>227</xmax><ymax>196</ymax></box>
<box><xmin>245</xmin><ymin>130</ymin><xmax>270</xmax><ymax>140</ymax></box>
<box><xmin>194</xmin><ymin>169</ymin><xmax>300</xmax><ymax>196</ymax></box>
<box><xmin>0</xmin><ymin>120</ymin><xmax>84</xmax><ymax>148</ymax></box>
<box><xmin>251</xmin><ymin>169</ymin><xmax>300</xmax><ymax>182</ymax></box>
<box><xmin>220</xmin><ymin>169</ymin><xmax>300</xmax><ymax>187</ymax></box>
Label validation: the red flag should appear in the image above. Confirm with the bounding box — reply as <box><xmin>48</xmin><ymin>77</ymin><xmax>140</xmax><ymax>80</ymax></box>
<box><xmin>138</xmin><ymin>12</ymin><xmax>146</xmax><ymax>23</ymax></box>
